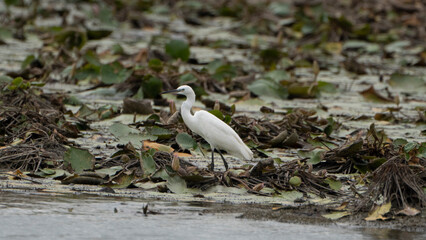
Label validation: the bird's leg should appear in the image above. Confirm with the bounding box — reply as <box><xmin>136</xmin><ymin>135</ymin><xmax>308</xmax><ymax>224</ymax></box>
<box><xmin>216</xmin><ymin>149</ymin><xmax>229</xmax><ymax>170</ymax></box>
<box><xmin>210</xmin><ymin>150</ymin><xmax>215</xmax><ymax>171</ymax></box>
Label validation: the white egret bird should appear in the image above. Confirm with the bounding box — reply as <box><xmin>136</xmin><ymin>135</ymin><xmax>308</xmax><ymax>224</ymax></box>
<box><xmin>162</xmin><ymin>85</ymin><xmax>253</xmax><ymax>171</ymax></box>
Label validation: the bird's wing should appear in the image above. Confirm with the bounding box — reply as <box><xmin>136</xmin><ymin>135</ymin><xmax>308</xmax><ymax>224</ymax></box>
<box><xmin>193</xmin><ymin>110</ymin><xmax>252</xmax><ymax>159</ymax></box>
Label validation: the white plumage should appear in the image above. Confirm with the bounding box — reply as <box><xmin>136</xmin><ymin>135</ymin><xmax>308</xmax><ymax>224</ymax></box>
<box><xmin>162</xmin><ymin>85</ymin><xmax>253</xmax><ymax>170</ymax></box>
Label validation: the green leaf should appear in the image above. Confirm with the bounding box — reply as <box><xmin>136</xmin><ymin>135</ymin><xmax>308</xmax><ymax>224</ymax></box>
<box><xmin>152</xmin><ymin>169</ymin><xmax>188</xmax><ymax>194</ymax></box>
<box><xmin>324</xmin><ymin>117</ymin><xmax>336</xmax><ymax>136</ymax></box>
<box><xmin>288</xmin><ymin>84</ymin><xmax>316</xmax><ymax>98</ymax></box>
<box><xmin>41</xmin><ymin>168</ymin><xmax>56</xmax><ymax>175</ymax></box>
<box><xmin>318</xmin><ymin>81</ymin><xmax>338</xmax><ymax>93</ymax></box>
<box><xmin>368</xmin><ymin>158</ymin><xmax>387</xmax><ymax>170</ymax></box>
<box><xmin>206</xmin><ymin>59</ymin><xmax>223</xmax><ymax>74</ymax></box>
<box><xmin>54</xmin><ymin>29</ymin><xmax>87</xmax><ymax>50</ymax></box>
<box><xmin>84</xmin><ymin>50</ymin><xmax>101</xmax><ymax>67</ymax></box>
<box><xmin>111</xmin><ymin>43</ymin><xmax>124</xmax><ymax>55</ymax></box>
<box><xmin>64</xmin><ymin>95</ymin><xmax>83</xmax><ymax>106</ymax></box>
<box><xmin>248</xmin><ymin>79</ymin><xmax>288</xmax><ymax>99</ymax></box>
<box><xmin>384</xmin><ymin>40</ymin><xmax>410</xmax><ymax>54</ymax></box>
<box><xmin>404</xmin><ymin>142</ymin><xmax>418</xmax><ymax>153</ymax></box>
<box><xmin>110</xmin><ymin>172</ymin><xmax>134</xmax><ymax>188</ymax></box>
<box><xmin>388</xmin><ymin>74</ymin><xmax>425</xmax><ymax>91</ymax></box>
<box><xmin>179</xmin><ymin>73</ymin><xmax>197</xmax><ymax>85</ymax></box>
<box><xmin>208</xmin><ymin>109</ymin><xmax>224</xmax><ymax>120</ymax></box>
<box><xmin>259</xmin><ymin>48</ymin><xmax>282</xmax><ymax>68</ymax></box>
<box><xmin>393</xmin><ymin>138</ymin><xmax>408</xmax><ymax>147</ymax></box>
<box><xmin>298</xmin><ymin>148</ymin><xmax>325</xmax><ymax>165</ymax></box>
<box><xmin>100</xmin><ymin>62</ymin><xmax>132</xmax><ymax>84</ymax></box>
<box><xmin>417</xmin><ymin>143</ymin><xmax>426</xmax><ymax>158</ymax></box>
<box><xmin>265</xmin><ymin>70</ymin><xmax>290</xmax><ymax>82</ymax></box>
<box><xmin>342</xmin><ymin>40</ymin><xmax>380</xmax><ymax>53</ymax></box>
<box><xmin>21</xmin><ymin>55</ymin><xmax>35</xmax><ymax>69</ymax></box>
<box><xmin>212</xmin><ymin>64</ymin><xmax>237</xmax><ymax>82</ymax></box>
<box><xmin>0</xmin><ymin>26</ymin><xmax>13</xmax><ymax>39</ymax></box>
<box><xmin>109</xmin><ymin>123</ymin><xmax>154</xmax><ymax>148</ymax></box>
<box><xmin>359</xmin><ymin>86</ymin><xmax>393</xmax><ymax>103</ymax></box>
<box><xmin>95</xmin><ymin>166</ymin><xmax>123</xmax><ymax>177</ymax></box>
<box><xmin>74</xmin><ymin>64</ymin><xmax>100</xmax><ymax>81</ymax></box>
<box><xmin>142</xmin><ymin>76</ymin><xmax>163</xmax><ymax>98</ymax></box>
<box><xmin>148</xmin><ymin>58</ymin><xmax>163</xmax><ymax>72</ymax></box>
<box><xmin>176</xmin><ymin>133</ymin><xmax>197</xmax><ymax>150</ymax></box>
<box><xmin>86</xmin><ymin>29</ymin><xmax>112</xmax><ymax>40</ymax></box>
<box><xmin>165</xmin><ymin>39</ymin><xmax>190</xmax><ymax>61</ymax></box>
<box><xmin>269</xmin><ymin>2</ymin><xmax>290</xmax><ymax>17</ymax></box>
<box><xmin>11</xmin><ymin>76</ymin><xmax>23</xmax><ymax>86</ymax></box>
<box><xmin>279</xmin><ymin>190</ymin><xmax>303</xmax><ymax>201</ymax></box>
<box><xmin>141</xmin><ymin>151</ymin><xmax>157</xmax><ymax>175</ymax></box>
<box><xmin>289</xmin><ymin>176</ymin><xmax>301</xmax><ymax>187</ymax></box>
<box><xmin>7</xmin><ymin>77</ymin><xmax>25</xmax><ymax>90</ymax></box>
<box><xmin>324</xmin><ymin>178</ymin><xmax>342</xmax><ymax>190</ymax></box>
<box><xmin>146</xmin><ymin>126</ymin><xmax>173</xmax><ymax>139</ymax></box>
<box><xmin>63</xmin><ymin>147</ymin><xmax>94</xmax><ymax>173</ymax></box>
<box><xmin>0</xmin><ymin>75</ymin><xmax>13</xmax><ymax>84</ymax></box>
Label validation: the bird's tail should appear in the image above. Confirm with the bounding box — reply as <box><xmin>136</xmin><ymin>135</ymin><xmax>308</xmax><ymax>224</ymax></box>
<box><xmin>240</xmin><ymin>144</ymin><xmax>254</xmax><ymax>160</ymax></box>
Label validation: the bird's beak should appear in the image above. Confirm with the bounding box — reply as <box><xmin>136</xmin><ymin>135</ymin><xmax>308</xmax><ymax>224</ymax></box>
<box><xmin>161</xmin><ymin>89</ymin><xmax>182</xmax><ymax>94</ymax></box>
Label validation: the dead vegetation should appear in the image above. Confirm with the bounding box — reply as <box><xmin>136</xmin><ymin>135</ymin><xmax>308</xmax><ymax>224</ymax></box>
<box><xmin>360</xmin><ymin>155</ymin><xmax>426</xmax><ymax>210</ymax></box>
<box><xmin>0</xmin><ymin>88</ymin><xmax>79</xmax><ymax>171</ymax></box>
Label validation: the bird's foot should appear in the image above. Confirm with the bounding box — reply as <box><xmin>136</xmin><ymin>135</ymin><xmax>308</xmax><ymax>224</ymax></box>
<box><xmin>223</xmin><ymin>162</ymin><xmax>229</xmax><ymax>171</ymax></box>
<box><xmin>208</xmin><ymin>163</ymin><xmax>214</xmax><ymax>172</ymax></box>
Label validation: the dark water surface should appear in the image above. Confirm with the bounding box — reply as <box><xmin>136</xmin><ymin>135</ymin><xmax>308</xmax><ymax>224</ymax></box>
<box><xmin>0</xmin><ymin>192</ymin><xmax>424</xmax><ymax>240</ymax></box>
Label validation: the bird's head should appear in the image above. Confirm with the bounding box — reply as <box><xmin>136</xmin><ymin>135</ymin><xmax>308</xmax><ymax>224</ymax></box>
<box><xmin>161</xmin><ymin>85</ymin><xmax>194</xmax><ymax>97</ymax></box>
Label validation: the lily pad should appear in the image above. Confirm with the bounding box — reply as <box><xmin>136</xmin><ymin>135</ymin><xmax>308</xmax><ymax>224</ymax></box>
<box><xmin>165</xmin><ymin>39</ymin><xmax>190</xmax><ymax>61</ymax></box>
<box><xmin>95</xmin><ymin>166</ymin><xmax>123</xmax><ymax>177</ymax></box>
<box><xmin>110</xmin><ymin>171</ymin><xmax>135</xmax><ymax>188</ymax></box>
<box><xmin>388</xmin><ymin>74</ymin><xmax>425</xmax><ymax>91</ymax></box>
<box><xmin>248</xmin><ymin>79</ymin><xmax>288</xmax><ymax>99</ymax></box>
<box><xmin>298</xmin><ymin>148</ymin><xmax>325</xmax><ymax>165</ymax></box>
<box><xmin>179</xmin><ymin>73</ymin><xmax>198</xmax><ymax>85</ymax></box>
<box><xmin>324</xmin><ymin>178</ymin><xmax>342</xmax><ymax>190</ymax></box>
<box><xmin>176</xmin><ymin>133</ymin><xmax>197</xmax><ymax>150</ymax></box>
<box><xmin>279</xmin><ymin>190</ymin><xmax>303</xmax><ymax>202</ymax></box>
<box><xmin>153</xmin><ymin>169</ymin><xmax>188</xmax><ymax>194</ymax></box>
<box><xmin>148</xmin><ymin>58</ymin><xmax>163</xmax><ymax>72</ymax></box>
<box><xmin>359</xmin><ymin>86</ymin><xmax>393</xmax><ymax>103</ymax></box>
<box><xmin>109</xmin><ymin>123</ymin><xmax>154</xmax><ymax>148</ymax></box>
<box><xmin>63</xmin><ymin>147</ymin><xmax>94</xmax><ymax>173</ymax></box>
<box><xmin>54</xmin><ymin>29</ymin><xmax>87</xmax><ymax>50</ymax></box>
<box><xmin>140</xmin><ymin>149</ymin><xmax>157</xmax><ymax>175</ymax></box>
<box><xmin>100</xmin><ymin>61</ymin><xmax>132</xmax><ymax>84</ymax></box>
<box><xmin>142</xmin><ymin>76</ymin><xmax>163</xmax><ymax>98</ymax></box>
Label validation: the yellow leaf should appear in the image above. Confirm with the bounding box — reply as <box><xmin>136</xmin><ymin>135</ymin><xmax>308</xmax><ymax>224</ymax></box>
<box><xmin>252</xmin><ymin>182</ymin><xmax>264</xmax><ymax>192</ymax></box>
<box><xmin>173</xmin><ymin>152</ymin><xmax>192</xmax><ymax>157</ymax></box>
<box><xmin>397</xmin><ymin>206</ymin><xmax>420</xmax><ymax>216</ymax></box>
<box><xmin>335</xmin><ymin>202</ymin><xmax>348</xmax><ymax>211</ymax></box>
<box><xmin>172</xmin><ymin>155</ymin><xmax>180</xmax><ymax>171</ymax></box>
<box><xmin>365</xmin><ymin>202</ymin><xmax>392</xmax><ymax>221</ymax></box>
<box><xmin>324</xmin><ymin>42</ymin><xmax>342</xmax><ymax>55</ymax></box>
<box><xmin>143</xmin><ymin>141</ymin><xmax>174</xmax><ymax>153</ymax></box>
<box><xmin>11</xmin><ymin>138</ymin><xmax>24</xmax><ymax>146</ymax></box>
<box><xmin>322</xmin><ymin>211</ymin><xmax>351</xmax><ymax>220</ymax></box>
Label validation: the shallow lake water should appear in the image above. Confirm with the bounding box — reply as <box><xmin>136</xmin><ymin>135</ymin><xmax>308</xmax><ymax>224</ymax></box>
<box><xmin>0</xmin><ymin>192</ymin><xmax>424</xmax><ymax>240</ymax></box>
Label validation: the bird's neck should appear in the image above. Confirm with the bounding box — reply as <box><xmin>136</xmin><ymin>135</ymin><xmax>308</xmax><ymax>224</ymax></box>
<box><xmin>181</xmin><ymin>94</ymin><xmax>196</xmax><ymax>124</ymax></box>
